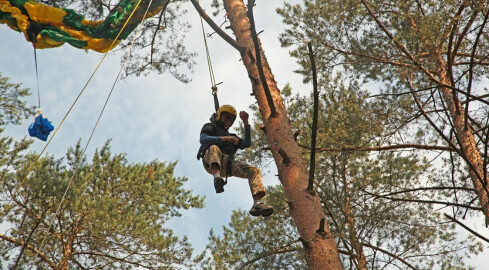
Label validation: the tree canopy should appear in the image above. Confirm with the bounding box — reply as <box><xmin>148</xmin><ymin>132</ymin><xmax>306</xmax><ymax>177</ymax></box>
<box><xmin>205</xmin><ymin>79</ymin><xmax>483</xmax><ymax>269</ymax></box>
<box><xmin>0</xmin><ymin>73</ymin><xmax>205</xmax><ymax>269</ymax></box>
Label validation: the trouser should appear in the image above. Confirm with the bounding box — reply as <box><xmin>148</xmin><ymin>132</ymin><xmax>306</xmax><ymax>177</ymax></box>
<box><xmin>203</xmin><ymin>145</ymin><xmax>266</xmax><ymax>198</ymax></box>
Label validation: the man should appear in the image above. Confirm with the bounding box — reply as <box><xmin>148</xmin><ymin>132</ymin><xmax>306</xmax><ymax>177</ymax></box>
<box><xmin>197</xmin><ymin>105</ymin><xmax>274</xmax><ymax>217</ymax></box>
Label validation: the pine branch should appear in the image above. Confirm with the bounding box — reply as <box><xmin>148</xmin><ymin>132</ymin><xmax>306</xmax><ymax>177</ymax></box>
<box><xmin>361</xmin><ymin>242</ymin><xmax>417</xmax><ymax>270</ymax></box>
<box><xmin>360</xmin><ymin>187</ymin><xmax>482</xmax><ymax>211</ymax></box>
<box><xmin>307</xmin><ymin>42</ymin><xmax>319</xmax><ymax>195</ymax></box>
<box><xmin>375</xmin><ymin>186</ymin><xmax>475</xmax><ymax>198</ymax></box>
<box><xmin>299</xmin><ymin>143</ymin><xmax>456</xmax><ymax>153</ymax></box>
<box><xmin>0</xmin><ymin>233</ymin><xmax>57</xmax><ymax>269</ymax></box>
<box><xmin>190</xmin><ymin>0</ymin><xmax>243</xmax><ymax>52</ymax></box>
<box><xmin>246</xmin><ymin>0</ymin><xmax>277</xmax><ymax>117</ymax></box>
<box><xmin>238</xmin><ymin>240</ymin><xmax>300</xmax><ymax>269</ymax></box>
<box><xmin>444</xmin><ymin>214</ymin><xmax>489</xmax><ymax>243</ymax></box>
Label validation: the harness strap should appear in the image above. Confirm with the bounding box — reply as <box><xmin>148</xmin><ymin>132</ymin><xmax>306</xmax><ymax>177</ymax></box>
<box><xmin>212</xmin><ymin>86</ymin><xmax>220</xmax><ymax>112</ymax></box>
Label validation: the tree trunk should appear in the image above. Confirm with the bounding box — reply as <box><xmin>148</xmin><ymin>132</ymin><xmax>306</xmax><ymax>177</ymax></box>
<box><xmin>222</xmin><ymin>0</ymin><xmax>344</xmax><ymax>269</ymax></box>
<box><xmin>342</xmin><ymin>160</ymin><xmax>368</xmax><ymax>270</ymax></box>
<box><xmin>436</xmin><ymin>56</ymin><xmax>489</xmax><ymax>219</ymax></box>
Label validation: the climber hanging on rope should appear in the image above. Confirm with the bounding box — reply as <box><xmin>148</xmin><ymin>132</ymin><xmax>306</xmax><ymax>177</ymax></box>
<box><xmin>197</xmin><ymin>105</ymin><xmax>274</xmax><ymax>217</ymax></box>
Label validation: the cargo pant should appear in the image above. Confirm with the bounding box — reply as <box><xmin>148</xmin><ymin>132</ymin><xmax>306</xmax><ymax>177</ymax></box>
<box><xmin>203</xmin><ymin>145</ymin><xmax>266</xmax><ymax>198</ymax></box>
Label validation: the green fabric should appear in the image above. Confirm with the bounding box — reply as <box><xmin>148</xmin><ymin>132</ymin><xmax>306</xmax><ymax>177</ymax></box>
<box><xmin>60</xmin><ymin>0</ymin><xmax>169</xmax><ymax>39</ymax></box>
<box><xmin>1</xmin><ymin>0</ymin><xmax>169</xmax><ymax>51</ymax></box>
<box><xmin>0</xmin><ymin>11</ymin><xmax>19</xmax><ymax>30</ymax></box>
<box><xmin>40</xmin><ymin>25</ymin><xmax>88</xmax><ymax>48</ymax></box>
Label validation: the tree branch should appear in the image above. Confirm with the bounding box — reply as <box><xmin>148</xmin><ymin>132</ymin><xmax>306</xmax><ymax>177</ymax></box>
<box><xmin>238</xmin><ymin>240</ymin><xmax>300</xmax><ymax>269</ymax></box>
<box><xmin>190</xmin><ymin>0</ymin><xmax>243</xmax><ymax>52</ymax></box>
<box><xmin>360</xmin><ymin>187</ymin><xmax>482</xmax><ymax>211</ymax></box>
<box><xmin>0</xmin><ymin>233</ymin><xmax>57</xmax><ymax>269</ymax></box>
<box><xmin>299</xmin><ymin>143</ymin><xmax>456</xmax><ymax>153</ymax></box>
<box><xmin>246</xmin><ymin>0</ymin><xmax>277</xmax><ymax>117</ymax></box>
<box><xmin>444</xmin><ymin>213</ymin><xmax>489</xmax><ymax>243</ymax></box>
<box><xmin>361</xmin><ymin>242</ymin><xmax>417</xmax><ymax>270</ymax></box>
<box><xmin>307</xmin><ymin>42</ymin><xmax>319</xmax><ymax>195</ymax></box>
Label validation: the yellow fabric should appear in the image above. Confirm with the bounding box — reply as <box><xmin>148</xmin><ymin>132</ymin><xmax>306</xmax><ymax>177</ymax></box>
<box><xmin>84</xmin><ymin>39</ymin><xmax>120</xmax><ymax>53</ymax></box>
<box><xmin>24</xmin><ymin>1</ymin><xmax>66</xmax><ymax>26</ymax></box>
<box><xmin>0</xmin><ymin>0</ymin><xmax>30</xmax><ymax>31</ymax></box>
<box><xmin>35</xmin><ymin>35</ymin><xmax>64</xmax><ymax>48</ymax></box>
<box><xmin>81</xmin><ymin>19</ymin><xmax>103</xmax><ymax>28</ymax></box>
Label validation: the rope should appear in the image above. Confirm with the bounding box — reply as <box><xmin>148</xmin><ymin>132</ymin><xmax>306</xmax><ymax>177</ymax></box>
<box><xmin>200</xmin><ymin>15</ymin><xmax>216</xmax><ymax>88</ymax></box>
<box><xmin>32</xmin><ymin>45</ymin><xmax>41</xmax><ymax>108</ymax></box>
<box><xmin>198</xmin><ymin>2</ymin><xmax>221</xmax><ymax>112</ymax></box>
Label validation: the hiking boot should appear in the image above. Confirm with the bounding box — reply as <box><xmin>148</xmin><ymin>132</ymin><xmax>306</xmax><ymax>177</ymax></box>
<box><xmin>249</xmin><ymin>202</ymin><xmax>274</xmax><ymax>217</ymax></box>
<box><xmin>214</xmin><ymin>177</ymin><xmax>227</xmax><ymax>193</ymax></box>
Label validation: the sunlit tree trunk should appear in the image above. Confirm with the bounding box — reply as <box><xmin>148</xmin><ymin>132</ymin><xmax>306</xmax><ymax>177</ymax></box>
<box><xmin>222</xmin><ymin>0</ymin><xmax>344</xmax><ymax>269</ymax></box>
<box><xmin>436</xmin><ymin>55</ymin><xmax>489</xmax><ymax>219</ymax></box>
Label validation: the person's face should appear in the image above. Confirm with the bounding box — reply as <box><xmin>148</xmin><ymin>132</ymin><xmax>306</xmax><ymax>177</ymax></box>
<box><xmin>220</xmin><ymin>112</ymin><xmax>236</xmax><ymax>129</ymax></box>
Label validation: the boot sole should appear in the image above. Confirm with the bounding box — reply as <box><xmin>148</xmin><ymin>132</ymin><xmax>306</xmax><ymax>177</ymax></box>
<box><xmin>249</xmin><ymin>207</ymin><xmax>274</xmax><ymax>217</ymax></box>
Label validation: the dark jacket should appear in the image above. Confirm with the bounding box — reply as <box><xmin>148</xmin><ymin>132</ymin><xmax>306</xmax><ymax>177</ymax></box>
<box><xmin>197</xmin><ymin>114</ymin><xmax>251</xmax><ymax>160</ymax></box>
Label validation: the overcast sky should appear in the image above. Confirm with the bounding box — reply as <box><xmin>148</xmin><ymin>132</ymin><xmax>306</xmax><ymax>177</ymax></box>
<box><xmin>1</xmin><ymin>0</ymin><xmax>488</xmax><ymax>268</ymax></box>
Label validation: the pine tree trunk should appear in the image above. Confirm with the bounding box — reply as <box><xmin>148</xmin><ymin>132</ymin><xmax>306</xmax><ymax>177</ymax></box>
<box><xmin>222</xmin><ymin>0</ymin><xmax>344</xmax><ymax>269</ymax></box>
<box><xmin>436</xmin><ymin>55</ymin><xmax>489</xmax><ymax>219</ymax></box>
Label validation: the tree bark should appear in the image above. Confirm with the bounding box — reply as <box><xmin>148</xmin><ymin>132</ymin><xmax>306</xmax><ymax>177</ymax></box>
<box><xmin>436</xmin><ymin>58</ymin><xmax>489</xmax><ymax>219</ymax></box>
<box><xmin>222</xmin><ymin>0</ymin><xmax>344</xmax><ymax>269</ymax></box>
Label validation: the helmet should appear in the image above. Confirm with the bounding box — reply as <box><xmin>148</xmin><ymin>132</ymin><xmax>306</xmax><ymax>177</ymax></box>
<box><xmin>216</xmin><ymin>105</ymin><xmax>237</xmax><ymax>121</ymax></box>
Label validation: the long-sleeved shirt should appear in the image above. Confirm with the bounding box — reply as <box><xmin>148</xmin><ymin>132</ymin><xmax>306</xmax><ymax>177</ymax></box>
<box><xmin>200</xmin><ymin>124</ymin><xmax>251</xmax><ymax>149</ymax></box>
<box><xmin>197</xmin><ymin>122</ymin><xmax>251</xmax><ymax>160</ymax></box>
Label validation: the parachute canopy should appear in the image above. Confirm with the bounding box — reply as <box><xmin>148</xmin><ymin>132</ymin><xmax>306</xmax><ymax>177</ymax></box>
<box><xmin>0</xmin><ymin>0</ymin><xmax>169</xmax><ymax>52</ymax></box>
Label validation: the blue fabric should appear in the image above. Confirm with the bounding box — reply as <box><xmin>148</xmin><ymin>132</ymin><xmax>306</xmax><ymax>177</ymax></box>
<box><xmin>28</xmin><ymin>114</ymin><xmax>54</xmax><ymax>141</ymax></box>
<box><xmin>200</xmin><ymin>133</ymin><xmax>222</xmax><ymax>145</ymax></box>
<box><xmin>239</xmin><ymin>125</ymin><xmax>251</xmax><ymax>149</ymax></box>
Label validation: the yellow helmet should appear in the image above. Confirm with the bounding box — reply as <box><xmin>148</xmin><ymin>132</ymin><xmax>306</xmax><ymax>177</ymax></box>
<box><xmin>216</xmin><ymin>105</ymin><xmax>237</xmax><ymax>121</ymax></box>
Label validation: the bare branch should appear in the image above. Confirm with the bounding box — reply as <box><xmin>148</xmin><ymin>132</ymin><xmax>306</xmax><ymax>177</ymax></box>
<box><xmin>307</xmin><ymin>42</ymin><xmax>319</xmax><ymax>195</ymax></box>
<box><xmin>444</xmin><ymin>214</ymin><xmax>489</xmax><ymax>243</ymax></box>
<box><xmin>190</xmin><ymin>0</ymin><xmax>243</xmax><ymax>52</ymax></box>
<box><xmin>299</xmin><ymin>143</ymin><xmax>457</xmax><ymax>153</ymax></box>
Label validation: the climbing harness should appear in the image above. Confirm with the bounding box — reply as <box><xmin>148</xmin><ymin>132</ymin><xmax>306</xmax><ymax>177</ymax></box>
<box><xmin>27</xmin><ymin>24</ymin><xmax>54</xmax><ymax>141</ymax></box>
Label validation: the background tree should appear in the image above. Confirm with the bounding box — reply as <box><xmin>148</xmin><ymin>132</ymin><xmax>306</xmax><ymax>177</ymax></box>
<box><xmin>0</xmin><ymin>74</ymin><xmax>205</xmax><ymax>270</ymax></box>
<box><xmin>0</xmin><ymin>140</ymin><xmax>204</xmax><ymax>269</ymax></box>
<box><xmin>277</xmin><ymin>0</ymin><xmax>489</xmax><ymax>237</ymax></box>
<box><xmin>199</xmin><ymin>186</ymin><xmax>306</xmax><ymax>270</ymax></box>
<box><xmin>0</xmin><ymin>72</ymin><xmax>35</xmax><ymax>127</ymax></box>
<box><xmin>204</xmin><ymin>80</ymin><xmax>482</xmax><ymax>269</ymax></box>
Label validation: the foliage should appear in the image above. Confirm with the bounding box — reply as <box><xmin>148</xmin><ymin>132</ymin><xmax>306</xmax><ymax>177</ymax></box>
<box><xmin>199</xmin><ymin>185</ymin><xmax>306</xmax><ymax>270</ymax></box>
<box><xmin>0</xmin><ymin>140</ymin><xmax>205</xmax><ymax>269</ymax></box>
<box><xmin>0</xmin><ymin>72</ymin><xmax>35</xmax><ymax>128</ymax></box>
<box><xmin>207</xmin><ymin>78</ymin><xmax>482</xmax><ymax>269</ymax></box>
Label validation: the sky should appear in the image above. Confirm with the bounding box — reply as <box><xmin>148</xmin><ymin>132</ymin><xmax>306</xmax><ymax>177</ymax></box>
<box><xmin>1</xmin><ymin>0</ymin><xmax>488</xmax><ymax>269</ymax></box>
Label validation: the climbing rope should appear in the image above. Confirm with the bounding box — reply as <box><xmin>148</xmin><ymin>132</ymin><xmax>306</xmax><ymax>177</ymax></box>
<box><xmin>198</xmin><ymin>3</ymin><xmax>221</xmax><ymax>112</ymax></box>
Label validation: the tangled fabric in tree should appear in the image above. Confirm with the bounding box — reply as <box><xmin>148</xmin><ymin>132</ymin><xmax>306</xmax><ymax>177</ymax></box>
<box><xmin>28</xmin><ymin>109</ymin><xmax>54</xmax><ymax>141</ymax></box>
<box><xmin>0</xmin><ymin>0</ymin><xmax>169</xmax><ymax>52</ymax></box>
